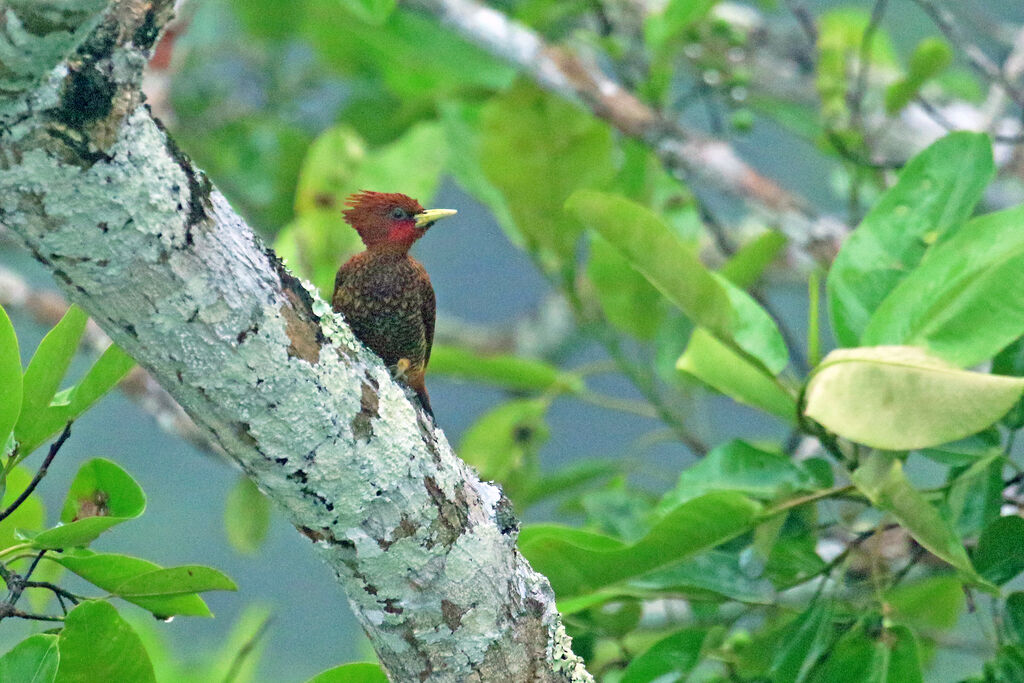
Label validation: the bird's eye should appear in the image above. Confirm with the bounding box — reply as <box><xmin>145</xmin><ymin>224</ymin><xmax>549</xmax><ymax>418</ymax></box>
<box><xmin>390</xmin><ymin>207</ymin><xmax>407</xmax><ymax>220</ymax></box>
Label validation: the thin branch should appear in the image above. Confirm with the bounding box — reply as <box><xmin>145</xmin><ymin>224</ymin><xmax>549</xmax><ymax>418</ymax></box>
<box><xmin>0</xmin><ymin>424</ymin><xmax>71</xmax><ymax>524</ymax></box>
<box><xmin>849</xmin><ymin>0</ymin><xmax>889</xmax><ymax>131</ymax></box>
<box><xmin>784</xmin><ymin>0</ymin><xmax>819</xmax><ymax>47</ymax></box>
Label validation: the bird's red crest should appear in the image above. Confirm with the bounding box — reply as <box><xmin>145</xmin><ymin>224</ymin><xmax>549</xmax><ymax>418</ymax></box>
<box><xmin>343</xmin><ymin>191</ymin><xmax>425</xmax><ymax>249</ymax></box>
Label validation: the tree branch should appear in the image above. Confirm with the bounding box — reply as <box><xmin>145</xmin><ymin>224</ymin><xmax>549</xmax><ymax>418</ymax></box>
<box><xmin>0</xmin><ymin>1</ymin><xmax>589</xmax><ymax>679</ymax></box>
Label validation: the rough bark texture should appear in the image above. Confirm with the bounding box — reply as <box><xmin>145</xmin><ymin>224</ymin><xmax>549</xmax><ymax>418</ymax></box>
<box><xmin>0</xmin><ymin>2</ymin><xmax>591</xmax><ymax>680</ymax></box>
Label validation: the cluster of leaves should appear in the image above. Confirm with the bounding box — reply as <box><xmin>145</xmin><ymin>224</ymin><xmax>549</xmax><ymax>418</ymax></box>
<box><xmin>159</xmin><ymin>0</ymin><xmax>1024</xmax><ymax>680</ymax></box>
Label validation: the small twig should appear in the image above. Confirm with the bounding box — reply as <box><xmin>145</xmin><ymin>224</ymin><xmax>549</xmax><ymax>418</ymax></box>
<box><xmin>221</xmin><ymin>615</ymin><xmax>273</xmax><ymax>683</ymax></box>
<box><xmin>915</xmin><ymin>96</ymin><xmax>1024</xmax><ymax>144</ymax></box>
<box><xmin>577</xmin><ymin>390</ymin><xmax>660</xmax><ymax>419</ymax></box>
<box><xmin>0</xmin><ymin>423</ymin><xmax>72</xmax><ymax>524</ymax></box>
<box><xmin>849</xmin><ymin>0</ymin><xmax>889</xmax><ymax>131</ymax></box>
<box><xmin>784</xmin><ymin>0</ymin><xmax>818</xmax><ymax>47</ymax></box>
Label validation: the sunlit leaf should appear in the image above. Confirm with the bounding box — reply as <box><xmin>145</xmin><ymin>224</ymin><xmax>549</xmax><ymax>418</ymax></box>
<box><xmin>429</xmin><ymin>345</ymin><xmax>582</xmax><ymax>394</ymax></box>
<box><xmin>719</xmin><ymin>230</ymin><xmax>788</xmax><ymax>290</ymax></box>
<box><xmin>459</xmin><ymin>399</ymin><xmax>548</xmax><ymax>483</ymax></box>
<box><xmin>804</xmin><ymin>346</ymin><xmax>1024</xmax><ymax>450</ymax></box>
<box><xmin>885</xmin><ymin>37</ymin><xmax>953</xmax><ymax>114</ymax></box>
<box><xmin>621</xmin><ymin>627</ymin><xmax>711</xmax><ymax>683</ymax></box>
<box><xmin>587</xmin><ymin>233</ymin><xmax>664</xmax><ymax>340</ymax></box>
<box><xmin>306</xmin><ymin>662</ymin><xmax>388</xmax><ymax>683</ymax></box>
<box><xmin>0</xmin><ymin>466</ymin><xmax>45</xmax><ymax>551</ymax></box>
<box><xmin>344</xmin><ymin>0</ymin><xmax>395</xmax><ymax>25</ymax></box>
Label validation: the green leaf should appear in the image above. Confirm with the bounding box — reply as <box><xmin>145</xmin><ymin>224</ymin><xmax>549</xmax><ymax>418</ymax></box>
<box><xmin>15</xmin><ymin>306</ymin><xmax>87</xmax><ymax>454</ymax></box>
<box><xmin>719</xmin><ymin>230</ymin><xmax>788</xmax><ymax>290</ymax></box>
<box><xmin>343</xmin><ymin>0</ymin><xmax>395</xmax><ymax>25</ymax></box>
<box><xmin>769</xmin><ymin>598</ymin><xmax>835</xmax><ymax>682</ymax></box>
<box><xmin>993</xmin><ymin>337</ymin><xmax>1024</xmax><ymax>428</ymax></box>
<box><xmin>587</xmin><ymin>233</ymin><xmax>664</xmax><ymax>340</ymax></box>
<box><xmin>429</xmin><ymin>345</ymin><xmax>582</xmax><ymax>394</ymax></box>
<box><xmin>517</xmin><ymin>459</ymin><xmax>620</xmax><ymax>509</ymax></box>
<box><xmin>862</xmin><ymin>205</ymin><xmax>1024</xmax><ymax>368</ymax></box>
<box><xmin>225</xmin><ymin>476</ymin><xmax>271</xmax><ymax>555</ymax></box>
<box><xmin>55</xmin><ymin>601</ymin><xmax>155</xmax><ymax>683</ymax></box>
<box><xmin>566</xmin><ymin>190</ymin><xmax>788</xmax><ymax>374</ymax></box>
<box><xmin>112</xmin><ymin>565</ymin><xmax>237</xmax><ymax>598</ymax></box>
<box><xmin>19</xmin><ymin>344</ymin><xmax>135</xmax><ymax>457</ymax></box>
<box><xmin>676</xmin><ymin>328</ymin><xmax>796</xmax><ymax>421</ymax></box>
<box><xmin>482</xmin><ymin>82</ymin><xmax>615</xmax><ymax>265</ymax></box>
<box><xmin>658</xmin><ymin>440</ymin><xmax>812</xmax><ymax>511</ymax></box>
<box><xmin>1006</xmin><ymin>593</ymin><xmax>1024</xmax><ymax>643</ymax></box>
<box><xmin>886</xmin><ymin>575</ymin><xmax>965</xmax><ymax>632</ymax></box>
<box><xmin>30</xmin><ymin>459</ymin><xmax>145</xmax><ymax>550</ymax></box>
<box><xmin>0</xmin><ymin>465</ymin><xmax>45</xmax><ymax>551</ymax></box>
<box><xmin>804</xmin><ymin>346</ymin><xmax>1024</xmax><ymax>450</ymax></box>
<box><xmin>852</xmin><ymin>452</ymin><xmax>983</xmax><ymax>583</ymax></box>
<box><xmin>459</xmin><ymin>399</ymin><xmax>549</xmax><ymax>483</ymax></box>
<box><xmin>810</xmin><ymin>623</ymin><xmax>922</xmax><ymax>683</ymax></box>
<box><xmin>975</xmin><ymin>516</ymin><xmax>1024</xmax><ymax>585</ymax></box>
<box><xmin>53</xmin><ymin>551</ymin><xmax>220</xmax><ymax>617</ymax></box>
<box><xmin>0</xmin><ymin>305</ymin><xmax>22</xmax><ymax>450</ymax></box>
<box><xmin>885</xmin><ymin>37</ymin><xmax>953</xmax><ymax>114</ymax></box>
<box><xmin>307</xmin><ymin>662</ymin><xmax>388</xmax><ymax>683</ymax></box>
<box><xmin>621</xmin><ymin>627</ymin><xmax>711</xmax><ymax>683</ymax></box>
<box><xmin>644</xmin><ymin>0</ymin><xmax>717</xmax><ymax>54</ymax></box>
<box><xmin>827</xmin><ymin>132</ymin><xmax>994</xmax><ymax>347</ymax></box>
<box><xmin>947</xmin><ymin>453</ymin><xmax>1004</xmax><ymax>539</ymax></box>
<box><xmin>629</xmin><ymin>549</ymin><xmax>774</xmax><ymax>604</ymax></box>
<box><xmin>519</xmin><ymin>492</ymin><xmax>761</xmax><ymax>599</ymax></box>
<box><xmin>0</xmin><ymin>634</ymin><xmax>58</xmax><ymax>683</ymax></box>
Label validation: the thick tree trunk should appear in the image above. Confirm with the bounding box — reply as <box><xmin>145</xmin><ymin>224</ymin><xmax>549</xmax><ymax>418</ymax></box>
<box><xmin>0</xmin><ymin>1</ymin><xmax>590</xmax><ymax>680</ymax></box>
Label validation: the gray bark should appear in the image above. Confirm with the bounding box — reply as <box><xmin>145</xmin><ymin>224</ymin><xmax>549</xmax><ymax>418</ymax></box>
<box><xmin>0</xmin><ymin>1</ymin><xmax>591</xmax><ymax>680</ymax></box>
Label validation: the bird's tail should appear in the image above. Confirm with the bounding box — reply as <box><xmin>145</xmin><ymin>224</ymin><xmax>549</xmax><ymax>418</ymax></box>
<box><xmin>407</xmin><ymin>370</ymin><xmax>434</xmax><ymax>419</ymax></box>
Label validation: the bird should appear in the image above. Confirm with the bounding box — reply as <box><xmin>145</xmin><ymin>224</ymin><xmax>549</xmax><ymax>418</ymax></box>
<box><xmin>331</xmin><ymin>191</ymin><xmax>457</xmax><ymax>418</ymax></box>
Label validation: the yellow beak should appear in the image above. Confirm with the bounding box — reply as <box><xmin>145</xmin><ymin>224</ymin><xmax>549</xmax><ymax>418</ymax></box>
<box><xmin>414</xmin><ymin>208</ymin><xmax>458</xmax><ymax>229</ymax></box>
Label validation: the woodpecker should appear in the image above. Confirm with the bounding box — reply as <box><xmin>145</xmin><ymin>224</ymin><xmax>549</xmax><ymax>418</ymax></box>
<box><xmin>331</xmin><ymin>191</ymin><xmax>457</xmax><ymax>417</ymax></box>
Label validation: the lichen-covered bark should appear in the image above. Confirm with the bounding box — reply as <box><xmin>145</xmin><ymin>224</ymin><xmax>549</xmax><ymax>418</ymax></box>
<box><xmin>0</xmin><ymin>2</ymin><xmax>590</xmax><ymax>680</ymax></box>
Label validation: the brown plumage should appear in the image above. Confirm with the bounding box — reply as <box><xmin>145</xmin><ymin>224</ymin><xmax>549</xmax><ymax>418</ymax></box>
<box><xmin>331</xmin><ymin>191</ymin><xmax>457</xmax><ymax>417</ymax></box>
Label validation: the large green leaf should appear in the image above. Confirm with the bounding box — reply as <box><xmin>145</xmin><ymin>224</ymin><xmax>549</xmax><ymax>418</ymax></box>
<box><xmin>518</xmin><ymin>492</ymin><xmax>761</xmax><ymax>599</ymax></box>
<box><xmin>307</xmin><ymin>662</ymin><xmax>388</xmax><ymax>683</ymax></box>
<box><xmin>804</xmin><ymin>347</ymin><xmax>1024</xmax><ymax>450</ymax></box>
<box><xmin>628</xmin><ymin>549</ymin><xmax>774</xmax><ymax>604</ymax></box>
<box><xmin>658</xmin><ymin>440</ymin><xmax>812</xmax><ymax>512</ymax></box>
<box><xmin>809</xmin><ymin>623</ymin><xmax>922</xmax><ymax>683</ymax></box>
<box><xmin>587</xmin><ymin>233</ymin><xmax>664</xmax><ymax>340</ymax></box>
<box><xmin>55</xmin><ymin>601</ymin><xmax>155</xmax><ymax>683</ymax></box>
<box><xmin>0</xmin><ymin>305</ymin><xmax>22</xmax><ymax>451</ymax></box>
<box><xmin>0</xmin><ymin>634</ymin><xmax>58</xmax><ymax>683</ymax></box>
<box><xmin>18</xmin><ymin>345</ymin><xmax>135</xmax><ymax>457</ymax></box>
<box><xmin>429</xmin><ymin>345</ymin><xmax>582</xmax><ymax>394</ymax></box>
<box><xmin>769</xmin><ymin>599</ymin><xmax>836</xmax><ymax>683</ymax></box>
<box><xmin>862</xmin><ymin>205</ymin><xmax>1024</xmax><ymax>368</ymax></box>
<box><xmin>827</xmin><ymin>132</ymin><xmax>994</xmax><ymax>347</ymax></box>
<box><xmin>567</xmin><ymin>190</ymin><xmax>788</xmax><ymax>374</ymax></box>
<box><xmin>224</xmin><ymin>475</ymin><xmax>271</xmax><ymax>555</ymax></box>
<box><xmin>15</xmin><ymin>306</ymin><xmax>87</xmax><ymax>454</ymax></box>
<box><xmin>482</xmin><ymin>82</ymin><xmax>615</xmax><ymax>264</ymax></box>
<box><xmin>677</xmin><ymin>328</ymin><xmax>796</xmax><ymax>421</ymax></box>
<box><xmin>344</xmin><ymin>0</ymin><xmax>395</xmax><ymax>25</ymax></box>
<box><xmin>852</xmin><ymin>452</ymin><xmax>983</xmax><ymax>584</ymax></box>
<box><xmin>975</xmin><ymin>516</ymin><xmax>1024</xmax><ymax>585</ymax></box>
<box><xmin>620</xmin><ymin>627</ymin><xmax>711</xmax><ymax>683</ymax></box>
<box><xmin>947</xmin><ymin>453</ymin><xmax>1003</xmax><ymax>539</ymax></box>
<box><xmin>53</xmin><ymin>551</ymin><xmax>229</xmax><ymax>617</ymax></box>
<box><xmin>29</xmin><ymin>459</ymin><xmax>145</xmax><ymax>550</ymax></box>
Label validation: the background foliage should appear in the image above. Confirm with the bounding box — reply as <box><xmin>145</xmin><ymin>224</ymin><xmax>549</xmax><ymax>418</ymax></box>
<box><xmin>4</xmin><ymin>0</ymin><xmax>1024</xmax><ymax>680</ymax></box>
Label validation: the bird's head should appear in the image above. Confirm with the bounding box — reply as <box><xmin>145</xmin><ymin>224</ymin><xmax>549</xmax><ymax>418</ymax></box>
<box><xmin>342</xmin><ymin>191</ymin><xmax>457</xmax><ymax>251</ymax></box>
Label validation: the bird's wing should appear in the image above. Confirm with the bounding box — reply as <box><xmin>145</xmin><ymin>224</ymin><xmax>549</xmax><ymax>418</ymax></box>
<box><xmin>421</xmin><ymin>276</ymin><xmax>436</xmax><ymax>367</ymax></box>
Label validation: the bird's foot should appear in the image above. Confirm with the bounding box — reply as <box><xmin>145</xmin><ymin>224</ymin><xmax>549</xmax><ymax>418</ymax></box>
<box><xmin>391</xmin><ymin>358</ymin><xmax>412</xmax><ymax>382</ymax></box>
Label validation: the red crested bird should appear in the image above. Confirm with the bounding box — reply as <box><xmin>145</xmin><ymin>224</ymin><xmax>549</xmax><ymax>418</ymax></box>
<box><xmin>331</xmin><ymin>191</ymin><xmax>457</xmax><ymax>418</ymax></box>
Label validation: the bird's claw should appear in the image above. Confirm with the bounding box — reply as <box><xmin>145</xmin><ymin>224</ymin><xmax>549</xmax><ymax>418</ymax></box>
<box><xmin>391</xmin><ymin>358</ymin><xmax>412</xmax><ymax>382</ymax></box>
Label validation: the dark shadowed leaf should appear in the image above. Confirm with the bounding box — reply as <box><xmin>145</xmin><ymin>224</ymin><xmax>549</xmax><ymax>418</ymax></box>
<box><xmin>804</xmin><ymin>347</ymin><xmax>1024</xmax><ymax>450</ymax></box>
<box><xmin>975</xmin><ymin>516</ymin><xmax>1024</xmax><ymax>585</ymax></box>
<box><xmin>621</xmin><ymin>627</ymin><xmax>711</xmax><ymax>683</ymax></box>
<box><xmin>827</xmin><ymin>132</ymin><xmax>994</xmax><ymax>347</ymax></box>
